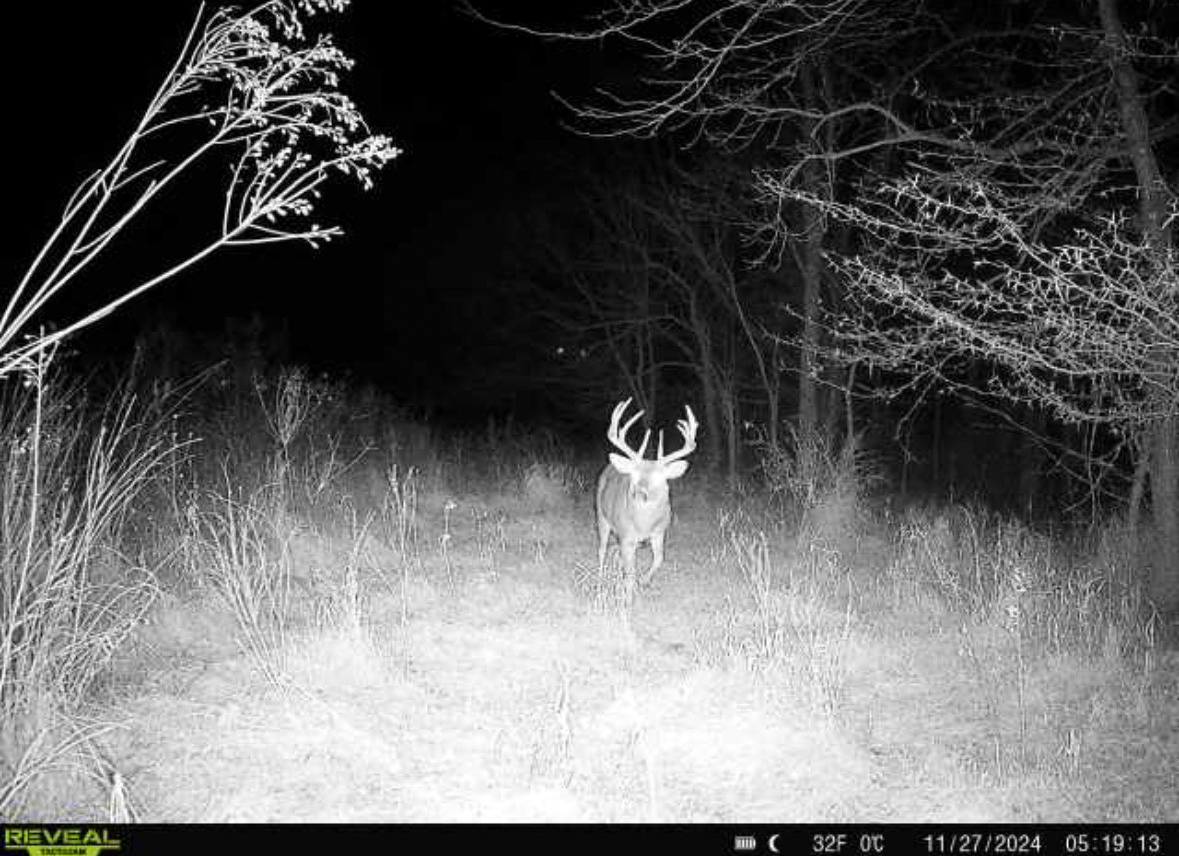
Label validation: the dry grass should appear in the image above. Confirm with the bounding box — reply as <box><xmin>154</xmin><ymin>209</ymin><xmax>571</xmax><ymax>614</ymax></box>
<box><xmin>3</xmin><ymin>363</ymin><xmax>1175</xmax><ymax>822</ymax></box>
<box><xmin>0</xmin><ymin>363</ymin><xmax>180</xmax><ymax>819</ymax></box>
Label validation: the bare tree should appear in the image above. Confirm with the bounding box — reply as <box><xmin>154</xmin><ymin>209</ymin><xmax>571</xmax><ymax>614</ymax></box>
<box><xmin>518</xmin><ymin>153</ymin><xmax>784</xmax><ymax>487</ymax></box>
<box><xmin>764</xmin><ymin>1</ymin><xmax>1179</xmax><ymax>606</ymax></box>
<box><xmin>519</xmin><ymin>162</ymin><xmax>672</xmax><ymax>422</ymax></box>
<box><xmin>3</xmin><ymin>0</ymin><xmax>399</xmax><ymax>378</ymax></box>
<box><xmin>468</xmin><ymin>0</ymin><xmax>933</xmax><ymax>443</ymax></box>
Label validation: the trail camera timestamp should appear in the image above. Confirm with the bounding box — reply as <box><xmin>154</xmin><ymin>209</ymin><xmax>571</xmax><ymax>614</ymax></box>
<box><xmin>919</xmin><ymin>830</ymin><xmax>1165</xmax><ymax>855</ymax></box>
<box><xmin>1063</xmin><ymin>832</ymin><xmax>1163</xmax><ymax>854</ymax></box>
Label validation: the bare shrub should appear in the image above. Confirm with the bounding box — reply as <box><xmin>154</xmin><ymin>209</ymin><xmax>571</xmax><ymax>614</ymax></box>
<box><xmin>181</xmin><ymin>487</ymin><xmax>291</xmax><ymax>686</ymax></box>
<box><xmin>888</xmin><ymin>505</ymin><xmax>1156</xmax><ymax>659</ymax></box>
<box><xmin>723</xmin><ymin>525</ymin><xmax>852</xmax><ymax>716</ymax></box>
<box><xmin>753</xmin><ymin>425</ymin><xmax>879</xmax><ymax>564</ymax></box>
<box><xmin>0</xmin><ymin>362</ymin><xmax>178</xmax><ymax>817</ymax></box>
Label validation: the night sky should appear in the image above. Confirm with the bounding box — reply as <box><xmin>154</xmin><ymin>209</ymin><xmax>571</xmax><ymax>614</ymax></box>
<box><xmin>7</xmin><ymin>2</ymin><xmax>608</xmax><ymax>412</ymax></box>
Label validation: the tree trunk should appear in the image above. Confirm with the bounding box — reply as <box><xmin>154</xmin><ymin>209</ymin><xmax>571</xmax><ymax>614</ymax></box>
<box><xmin>725</xmin><ymin>262</ymin><xmax>776</xmax><ymax>456</ymax></box>
<box><xmin>1018</xmin><ymin>406</ymin><xmax>1047</xmax><ymax>518</ymax></box>
<box><xmin>1149</xmin><ymin>416</ymin><xmax>1179</xmax><ymax>609</ymax></box>
<box><xmin>687</xmin><ymin>292</ymin><xmax>724</xmax><ymax>475</ymax></box>
<box><xmin>798</xmin><ymin>183</ymin><xmax>823</xmax><ymax>440</ymax></box>
<box><xmin>636</xmin><ymin>274</ymin><xmax>659</xmax><ymax>417</ymax></box>
<box><xmin>645</xmin><ymin>325</ymin><xmax>658</xmax><ymax>426</ymax></box>
<box><xmin>767</xmin><ymin>337</ymin><xmax>782</xmax><ymax>450</ymax></box>
<box><xmin>716</xmin><ymin>327</ymin><xmax>735</xmax><ymax>490</ymax></box>
<box><xmin>797</xmin><ymin>67</ymin><xmax>826</xmax><ymax>441</ymax></box>
<box><xmin>717</xmin><ymin>367</ymin><xmax>740</xmax><ymax>494</ymax></box>
<box><xmin>700</xmin><ymin>370</ymin><xmax>723</xmax><ymax>476</ymax></box>
<box><xmin>1098</xmin><ymin>0</ymin><xmax>1179</xmax><ymax>611</ymax></box>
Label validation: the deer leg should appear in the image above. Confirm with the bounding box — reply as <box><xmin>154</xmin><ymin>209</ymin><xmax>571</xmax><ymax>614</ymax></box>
<box><xmin>643</xmin><ymin>527</ymin><xmax>666</xmax><ymax>586</ymax></box>
<box><xmin>596</xmin><ymin>515</ymin><xmax>611</xmax><ymax>572</ymax></box>
<box><xmin>620</xmin><ymin>537</ymin><xmax>639</xmax><ymax>608</ymax></box>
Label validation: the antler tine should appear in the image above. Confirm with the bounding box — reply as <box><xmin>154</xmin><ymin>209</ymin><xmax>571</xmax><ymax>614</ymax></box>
<box><xmin>657</xmin><ymin>404</ymin><xmax>698</xmax><ymax>464</ymax></box>
<box><xmin>620</xmin><ymin>408</ymin><xmax>644</xmax><ymax>438</ymax></box>
<box><xmin>606</xmin><ymin>398</ymin><xmax>649</xmax><ymax>461</ymax></box>
<box><xmin>657</xmin><ymin>429</ymin><xmax>665</xmax><ymax>460</ymax></box>
<box><xmin>608</xmin><ymin>398</ymin><xmax>634</xmax><ymax>429</ymax></box>
<box><xmin>609</xmin><ymin>399</ymin><xmax>644</xmax><ymax>439</ymax></box>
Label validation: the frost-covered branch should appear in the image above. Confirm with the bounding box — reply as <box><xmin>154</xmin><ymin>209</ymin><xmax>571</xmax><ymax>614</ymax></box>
<box><xmin>777</xmin><ymin>170</ymin><xmax>1178</xmax><ymax>432</ymax></box>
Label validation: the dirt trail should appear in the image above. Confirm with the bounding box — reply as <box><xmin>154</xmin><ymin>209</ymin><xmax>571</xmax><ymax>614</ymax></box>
<box><xmin>90</xmin><ymin>498</ymin><xmax>1178</xmax><ymax>822</ymax></box>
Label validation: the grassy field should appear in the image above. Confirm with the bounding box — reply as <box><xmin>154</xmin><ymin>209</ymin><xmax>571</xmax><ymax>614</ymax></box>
<box><xmin>1</xmin><ymin>364</ymin><xmax>1176</xmax><ymax>822</ymax></box>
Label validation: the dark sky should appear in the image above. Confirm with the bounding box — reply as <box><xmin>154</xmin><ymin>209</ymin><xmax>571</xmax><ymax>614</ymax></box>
<box><xmin>6</xmin><ymin>2</ymin><xmax>610</xmax><ymax>408</ymax></box>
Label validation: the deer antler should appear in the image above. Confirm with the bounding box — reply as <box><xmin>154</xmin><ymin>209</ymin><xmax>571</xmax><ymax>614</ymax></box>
<box><xmin>606</xmin><ymin>398</ymin><xmax>651</xmax><ymax>461</ymax></box>
<box><xmin>656</xmin><ymin>405</ymin><xmax>698</xmax><ymax>465</ymax></box>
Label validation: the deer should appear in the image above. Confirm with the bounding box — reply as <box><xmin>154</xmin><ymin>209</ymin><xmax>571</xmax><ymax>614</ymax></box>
<box><xmin>595</xmin><ymin>398</ymin><xmax>698</xmax><ymax>609</ymax></box>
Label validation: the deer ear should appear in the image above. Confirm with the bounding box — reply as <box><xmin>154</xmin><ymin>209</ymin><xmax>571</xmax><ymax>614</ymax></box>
<box><xmin>663</xmin><ymin>460</ymin><xmax>689</xmax><ymax>480</ymax></box>
<box><xmin>609</xmin><ymin>453</ymin><xmax>637</xmax><ymax>475</ymax></box>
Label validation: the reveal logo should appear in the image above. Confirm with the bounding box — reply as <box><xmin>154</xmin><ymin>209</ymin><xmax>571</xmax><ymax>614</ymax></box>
<box><xmin>3</xmin><ymin>827</ymin><xmax>120</xmax><ymax>856</ymax></box>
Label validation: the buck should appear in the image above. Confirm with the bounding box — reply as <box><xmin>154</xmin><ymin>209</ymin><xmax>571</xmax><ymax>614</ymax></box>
<box><xmin>596</xmin><ymin>398</ymin><xmax>698</xmax><ymax>607</ymax></box>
